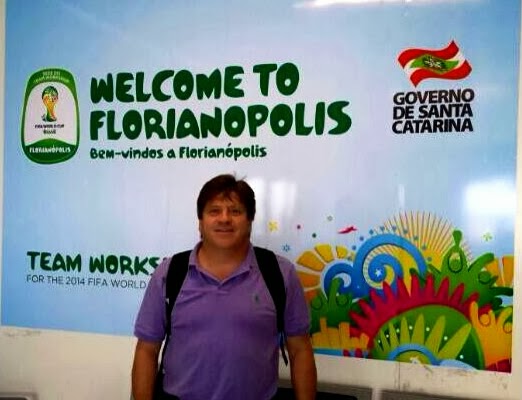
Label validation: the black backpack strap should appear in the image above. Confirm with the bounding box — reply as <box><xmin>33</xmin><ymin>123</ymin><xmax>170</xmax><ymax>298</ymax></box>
<box><xmin>158</xmin><ymin>250</ymin><xmax>191</xmax><ymax>368</ymax></box>
<box><xmin>254</xmin><ymin>246</ymin><xmax>288</xmax><ymax>365</ymax></box>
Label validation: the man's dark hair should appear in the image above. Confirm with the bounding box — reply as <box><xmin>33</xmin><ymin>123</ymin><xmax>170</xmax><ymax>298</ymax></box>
<box><xmin>197</xmin><ymin>174</ymin><xmax>256</xmax><ymax>220</ymax></box>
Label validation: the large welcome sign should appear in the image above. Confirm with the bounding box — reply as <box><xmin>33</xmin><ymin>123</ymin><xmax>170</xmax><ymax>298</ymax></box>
<box><xmin>89</xmin><ymin>63</ymin><xmax>350</xmax><ymax>145</ymax></box>
<box><xmin>2</xmin><ymin>0</ymin><xmax>518</xmax><ymax>373</ymax></box>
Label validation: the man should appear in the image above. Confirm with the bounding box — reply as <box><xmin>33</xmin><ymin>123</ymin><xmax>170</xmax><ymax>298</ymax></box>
<box><xmin>132</xmin><ymin>174</ymin><xmax>317</xmax><ymax>400</ymax></box>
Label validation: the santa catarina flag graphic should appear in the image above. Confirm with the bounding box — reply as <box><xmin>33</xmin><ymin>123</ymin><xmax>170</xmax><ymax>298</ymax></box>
<box><xmin>397</xmin><ymin>41</ymin><xmax>472</xmax><ymax>87</ymax></box>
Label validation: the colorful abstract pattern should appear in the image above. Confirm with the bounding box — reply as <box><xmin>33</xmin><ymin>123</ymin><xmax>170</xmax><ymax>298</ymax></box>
<box><xmin>295</xmin><ymin>212</ymin><xmax>513</xmax><ymax>372</ymax></box>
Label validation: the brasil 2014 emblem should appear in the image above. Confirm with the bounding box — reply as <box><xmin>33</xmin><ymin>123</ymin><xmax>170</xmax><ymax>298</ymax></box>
<box><xmin>21</xmin><ymin>68</ymin><xmax>79</xmax><ymax>164</ymax></box>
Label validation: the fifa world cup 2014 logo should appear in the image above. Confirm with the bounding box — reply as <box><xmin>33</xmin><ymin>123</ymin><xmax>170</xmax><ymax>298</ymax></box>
<box><xmin>41</xmin><ymin>86</ymin><xmax>58</xmax><ymax>122</ymax></box>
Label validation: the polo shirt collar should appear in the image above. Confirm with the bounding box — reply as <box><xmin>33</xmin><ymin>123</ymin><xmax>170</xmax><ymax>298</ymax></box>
<box><xmin>188</xmin><ymin>241</ymin><xmax>257</xmax><ymax>276</ymax></box>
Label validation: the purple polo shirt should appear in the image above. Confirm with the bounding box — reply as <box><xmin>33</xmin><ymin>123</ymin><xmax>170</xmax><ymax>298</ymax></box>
<box><xmin>134</xmin><ymin>243</ymin><xmax>310</xmax><ymax>400</ymax></box>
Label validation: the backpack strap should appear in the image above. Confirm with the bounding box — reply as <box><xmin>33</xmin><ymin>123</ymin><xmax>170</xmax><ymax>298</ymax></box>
<box><xmin>254</xmin><ymin>246</ymin><xmax>288</xmax><ymax>366</ymax></box>
<box><xmin>164</xmin><ymin>250</ymin><xmax>192</xmax><ymax>335</ymax></box>
<box><xmin>158</xmin><ymin>250</ymin><xmax>191</xmax><ymax>369</ymax></box>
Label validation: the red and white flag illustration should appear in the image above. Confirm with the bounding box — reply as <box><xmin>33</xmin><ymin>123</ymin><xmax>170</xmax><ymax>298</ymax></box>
<box><xmin>397</xmin><ymin>41</ymin><xmax>472</xmax><ymax>87</ymax></box>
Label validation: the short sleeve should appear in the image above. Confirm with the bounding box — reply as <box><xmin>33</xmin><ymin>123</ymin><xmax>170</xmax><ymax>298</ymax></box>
<box><xmin>133</xmin><ymin>257</ymin><xmax>170</xmax><ymax>342</ymax></box>
<box><xmin>277</xmin><ymin>255</ymin><xmax>310</xmax><ymax>337</ymax></box>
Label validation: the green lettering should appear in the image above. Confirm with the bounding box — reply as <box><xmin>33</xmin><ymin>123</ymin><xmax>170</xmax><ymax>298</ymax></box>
<box><xmin>276</xmin><ymin>63</ymin><xmax>299</xmax><ymax>96</ymax></box>
<box><xmin>295</xmin><ymin>103</ymin><xmax>313</xmax><ymax>136</ymax></box>
<box><xmin>120</xmin><ymin>256</ymin><xmax>134</xmax><ymax>275</ymax></box>
<box><xmin>224</xmin><ymin>106</ymin><xmax>246</xmax><ymax>137</ymax></box>
<box><xmin>144</xmin><ymin>109</ymin><xmax>166</xmax><ymax>139</ymax></box>
<box><xmin>196</xmin><ymin>69</ymin><xmax>221</xmax><ymax>100</ymax></box>
<box><xmin>67</xmin><ymin>255</ymin><xmax>82</xmax><ymax>272</ymax></box>
<box><xmin>224</xmin><ymin>66</ymin><xmax>244</xmax><ymax>98</ymax></box>
<box><xmin>107</xmin><ymin>111</ymin><xmax>122</xmax><ymax>140</ymax></box>
<box><xmin>328</xmin><ymin>101</ymin><xmax>351</xmax><ymax>134</ymax></box>
<box><xmin>177</xmin><ymin>109</ymin><xmax>200</xmax><ymax>138</ymax></box>
<box><xmin>105</xmin><ymin>255</ymin><xmax>119</xmax><ymax>274</ymax></box>
<box><xmin>166</xmin><ymin>109</ymin><xmax>176</xmax><ymax>139</ymax></box>
<box><xmin>41</xmin><ymin>252</ymin><xmax>52</xmax><ymax>271</ymax></box>
<box><xmin>115</xmin><ymin>72</ymin><xmax>134</xmax><ymax>102</ymax></box>
<box><xmin>270</xmin><ymin>104</ymin><xmax>293</xmax><ymax>136</ymax></box>
<box><xmin>315</xmin><ymin>102</ymin><xmax>326</xmax><ymax>135</ymax></box>
<box><xmin>122</xmin><ymin>110</ymin><xmax>142</xmax><ymax>140</ymax></box>
<box><xmin>135</xmin><ymin>72</ymin><xmax>151</xmax><ymax>102</ymax></box>
<box><xmin>90</xmin><ymin>110</ymin><xmax>106</xmax><ymax>140</ymax></box>
<box><xmin>200</xmin><ymin>108</ymin><xmax>222</xmax><ymax>138</ymax></box>
<box><xmin>91</xmin><ymin>74</ymin><xmax>114</xmax><ymax>104</ymax></box>
<box><xmin>152</xmin><ymin>70</ymin><xmax>174</xmax><ymax>101</ymax></box>
<box><xmin>134</xmin><ymin>257</ymin><xmax>150</xmax><ymax>275</ymax></box>
<box><xmin>89</xmin><ymin>256</ymin><xmax>105</xmax><ymax>273</ymax></box>
<box><xmin>52</xmin><ymin>253</ymin><xmax>66</xmax><ymax>272</ymax></box>
<box><xmin>149</xmin><ymin>257</ymin><xmax>160</xmax><ymax>271</ymax></box>
<box><xmin>27</xmin><ymin>251</ymin><xmax>39</xmax><ymax>270</ymax></box>
<box><xmin>173</xmin><ymin>70</ymin><xmax>194</xmax><ymax>101</ymax></box>
<box><xmin>253</xmin><ymin>63</ymin><xmax>277</xmax><ymax>96</ymax></box>
<box><xmin>247</xmin><ymin>105</ymin><xmax>269</xmax><ymax>137</ymax></box>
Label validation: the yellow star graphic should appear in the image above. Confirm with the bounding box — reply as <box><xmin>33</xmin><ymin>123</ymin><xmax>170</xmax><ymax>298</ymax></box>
<box><xmin>268</xmin><ymin>220</ymin><xmax>279</xmax><ymax>232</ymax></box>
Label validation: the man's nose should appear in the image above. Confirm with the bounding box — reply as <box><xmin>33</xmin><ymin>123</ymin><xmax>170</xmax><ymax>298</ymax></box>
<box><xmin>217</xmin><ymin>210</ymin><xmax>232</xmax><ymax>221</ymax></box>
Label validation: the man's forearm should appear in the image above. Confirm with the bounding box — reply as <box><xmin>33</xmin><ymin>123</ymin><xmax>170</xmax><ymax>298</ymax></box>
<box><xmin>132</xmin><ymin>344</ymin><xmax>160</xmax><ymax>400</ymax></box>
<box><xmin>290</xmin><ymin>346</ymin><xmax>317</xmax><ymax>400</ymax></box>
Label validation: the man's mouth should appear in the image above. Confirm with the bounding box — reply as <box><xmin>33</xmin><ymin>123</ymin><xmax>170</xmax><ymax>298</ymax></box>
<box><xmin>215</xmin><ymin>227</ymin><xmax>233</xmax><ymax>233</ymax></box>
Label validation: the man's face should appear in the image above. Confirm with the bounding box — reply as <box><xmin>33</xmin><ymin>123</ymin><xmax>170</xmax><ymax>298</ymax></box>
<box><xmin>199</xmin><ymin>192</ymin><xmax>252</xmax><ymax>251</ymax></box>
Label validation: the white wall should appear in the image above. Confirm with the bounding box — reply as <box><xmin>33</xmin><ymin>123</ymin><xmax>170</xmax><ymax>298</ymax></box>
<box><xmin>0</xmin><ymin>1</ymin><xmax>521</xmax><ymax>399</ymax></box>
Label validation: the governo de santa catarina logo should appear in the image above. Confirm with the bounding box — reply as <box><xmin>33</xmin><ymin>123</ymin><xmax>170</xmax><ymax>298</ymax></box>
<box><xmin>397</xmin><ymin>41</ymin><xmax>472</xmax><ymax>87</ymax></box>
<box><xmin>21</xmin><ymin>68</ymin><xmax>79</xmax><ymax>164</ymax></box>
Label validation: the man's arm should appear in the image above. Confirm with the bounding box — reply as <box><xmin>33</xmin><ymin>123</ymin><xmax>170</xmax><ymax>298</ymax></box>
<box><xmin>131</xmin><ymin>339</ymin><xmax>162</xmax><ymax>400</ymax></box>
<box><xmin>286</xmin><ymin>334</ymin><xmax>317</xmax><ymax>400</ymax></box>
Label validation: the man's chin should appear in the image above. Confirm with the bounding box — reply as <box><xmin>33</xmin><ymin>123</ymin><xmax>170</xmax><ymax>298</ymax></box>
<box><xmin>208</xmin><ymin>238</ymin><xmax>248</xmax><ymax>250</ymax></box>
